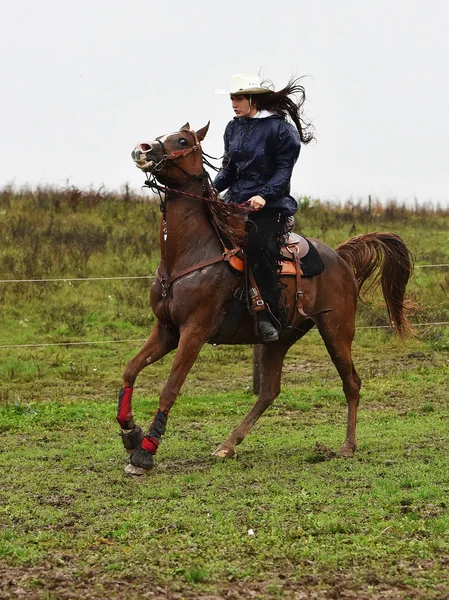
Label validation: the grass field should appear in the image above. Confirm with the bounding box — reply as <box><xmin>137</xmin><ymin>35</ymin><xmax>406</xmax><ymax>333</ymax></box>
<box><xmin>1</xmin><ymin>187</ymin><xmax>449</xmax><ymax>599</ymax></box>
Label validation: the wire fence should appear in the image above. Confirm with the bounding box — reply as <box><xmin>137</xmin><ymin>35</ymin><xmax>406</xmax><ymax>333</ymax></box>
<box><xmin>1</xmin><ymin>263</ymin><xmax>448</xmax><ymax>350</ymax></box>
<box><xmin>0</xmin><ymin>323</ymin><xmax>448</xmax><ymax>350</ymax></box>
<box><xmin>415</xmin><ymin>263</ymin><xmax>449</xmax><ymax>269</ymax></box>
<box><xmin>0</xmin><ymin>276</ymin><xmax>152</xmax><ymax>283</ymax></box>
<box><xmin>0</xmin><ymin>339</ymin><xmax>147</xmax><ymax>349</ymax></box>
<box><xmin>0</xmin><ymin>262</ymin><xmax>448</xmax><ymax>285</ymax></box>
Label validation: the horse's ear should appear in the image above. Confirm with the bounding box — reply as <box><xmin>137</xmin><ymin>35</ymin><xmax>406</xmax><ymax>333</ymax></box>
<box><xmin>196</xmin><ymin>121</ymin><xmax>210</xmax><ymax>142</ymax></box>
<box><xmin>180</xmin><ymin>123</ymin><xmax>190</xmax><ymax>131</ymax></box>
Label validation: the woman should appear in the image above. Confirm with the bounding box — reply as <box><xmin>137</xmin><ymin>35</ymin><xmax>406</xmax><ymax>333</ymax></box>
<box><xmin>214</xmin><ymin>73</ymin><xmax>314</xmax><ymax>342</ymax></box>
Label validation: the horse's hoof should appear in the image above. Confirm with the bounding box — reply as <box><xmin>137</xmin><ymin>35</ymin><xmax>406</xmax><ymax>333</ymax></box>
<box><xmin>213</xmin><ymin>446</ymin><xmax>236</xmax><ymax>459</ymax></box>
<box><xmin>124</xmin><ymin>463</ymin><xmax>150</xmax><ymax>476</ymax></box>
<box><xmin>339</xmin><ymin>442</ymin><xmax>355</xmax><ymax>458</ymax></box>
<box><xmin>129</xmin><ymin>446</ymin><xmax>155</xmax><ymax>470</ymax></box>
<box><xmin>120</xmin><ymin>425</ymin><xmax>144</xmax><ymax>454</ymax></box>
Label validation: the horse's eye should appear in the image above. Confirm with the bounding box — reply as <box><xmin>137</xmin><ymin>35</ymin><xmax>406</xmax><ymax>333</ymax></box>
<box><xmin>179</xmin><ymin>139</ymin><xmax>187</xmax><ymax>146</ymax></box>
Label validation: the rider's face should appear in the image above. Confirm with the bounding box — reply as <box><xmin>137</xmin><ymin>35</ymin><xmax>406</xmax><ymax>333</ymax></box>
<box><xmin>230</xmin><ymin>94</ymin><xmax>257</xmax><ymax>117</ymax></box>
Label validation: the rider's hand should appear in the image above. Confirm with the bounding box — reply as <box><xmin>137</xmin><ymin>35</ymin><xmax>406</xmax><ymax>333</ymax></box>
<box><xmin>248</xmin><ymin>195</ymin><xmax>266</xmax><ymax>211</ymax></box>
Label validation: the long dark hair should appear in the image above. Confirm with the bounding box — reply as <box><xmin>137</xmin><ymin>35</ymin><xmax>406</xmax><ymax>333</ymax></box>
<box><xmin>249</xmin><ymin>77</ymin><xmax>315</xmax><ymax>144</ymax></box>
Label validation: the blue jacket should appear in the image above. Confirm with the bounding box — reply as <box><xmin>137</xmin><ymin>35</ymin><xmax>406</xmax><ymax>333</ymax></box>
<box><xmin>213</xmin><ymin>113</ymin><xmax>301</xmax><ymax>216</ymax></box>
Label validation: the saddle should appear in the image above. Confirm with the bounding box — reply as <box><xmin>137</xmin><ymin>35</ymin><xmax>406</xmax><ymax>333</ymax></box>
<box><xmin>155</xmin><ymin>229</ymin><xmax>324</xmax><ymax>320</ymax></box>
<box><xmin>224</xmin><ymin>232</ymin><xmax>309</xmax><ymax>274</ymax></box>
<box><xmin>223</xmin><ymin>232</ymin><xmax>324</xmax><ymax>318</ymax></box>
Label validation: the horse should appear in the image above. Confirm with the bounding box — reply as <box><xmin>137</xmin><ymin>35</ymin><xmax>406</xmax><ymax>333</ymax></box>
<box><xmin>118</xmin><ymin>122</ymin><xmax>413</xmax><ymax>475</ymax></box>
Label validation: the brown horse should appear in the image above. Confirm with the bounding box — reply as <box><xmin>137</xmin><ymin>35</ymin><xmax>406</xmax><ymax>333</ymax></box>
<box><xmin>118</xmin><ymin>122</ymin><xmax>413</xmax><ymax>475</ymax></box>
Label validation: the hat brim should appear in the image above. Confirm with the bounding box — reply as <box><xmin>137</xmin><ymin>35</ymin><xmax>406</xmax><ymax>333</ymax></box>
<box><xmin>215</xmin><ymin>87</ymin><xmax>273</xmax><ymax>95</ymax></box>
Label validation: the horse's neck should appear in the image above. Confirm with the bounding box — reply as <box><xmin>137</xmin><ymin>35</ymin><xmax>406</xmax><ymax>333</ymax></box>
<box><xmin>160</xmin><ymin>181</ymin><xmax>221</xmax><ymax>273</ymax></box>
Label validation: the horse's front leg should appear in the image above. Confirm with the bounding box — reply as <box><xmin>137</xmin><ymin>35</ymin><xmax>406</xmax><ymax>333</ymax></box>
<box><xmin>117</xmin><ymin>321</ymin><xmax>178</xmax><ymax>453</ymax></box>
<box><xmin>214</xmin><ymin>340</ymin><xmax>292</xmax><ymax>458</ymax></box>
<box><xmin>125</xmin><ymin>327</ymin><xmax>208</xmax><ymax>475</ymax></box>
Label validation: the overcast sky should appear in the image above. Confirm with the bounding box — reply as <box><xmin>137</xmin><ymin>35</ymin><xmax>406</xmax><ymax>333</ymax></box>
<box><xmin>1</xmin><ymin>0</ymin><xmax>448</xmax><ymax>204</ymax></box>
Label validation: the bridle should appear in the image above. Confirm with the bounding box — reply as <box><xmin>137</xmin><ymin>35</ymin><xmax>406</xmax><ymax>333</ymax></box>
<box><xmin>148</xmin><ymin>129</ymin><xmax>205</xmax><ymax>180</ymax></box>
<box><xmin>140</xmin><ymin>127</ymin><xmax>251</xmax><ymax>326</ymax></box>
<box><xmin>142</xmin><ymin>129</ymin><xmax>216</xmax><ymax>303</ymax></box>
<box><xmin>156</xmin><ymin>129</ymin><xmax>201</xmax><ymax>162</ymax></box>
<box><xmin>142</xmin><ymin>127</ymin><xmax>250</xmax><ymax>211</ymax></box>
<box><xmin>143</xmin><ymin>129</ymin><xmax>215</xmax><ymax>210</ymax></box>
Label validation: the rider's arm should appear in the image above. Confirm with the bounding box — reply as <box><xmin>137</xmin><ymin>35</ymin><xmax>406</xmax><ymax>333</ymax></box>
<box><xmin>259</xmin><ymin>123</ymin><xmax>301</xmax><ymax>203</ymax></box>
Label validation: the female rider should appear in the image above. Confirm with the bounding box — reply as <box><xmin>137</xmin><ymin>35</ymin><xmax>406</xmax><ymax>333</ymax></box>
<box><xmin>214</xmin><ymin>73</ymin><xmax>314</xmax><ymax>341</ymax></box>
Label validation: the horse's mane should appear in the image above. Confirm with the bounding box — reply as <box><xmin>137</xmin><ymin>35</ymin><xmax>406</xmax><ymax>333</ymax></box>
<box><xmin>203</xmin><ymin>182</ymin><xmax>248</xmax><ymax>248</ymax></box>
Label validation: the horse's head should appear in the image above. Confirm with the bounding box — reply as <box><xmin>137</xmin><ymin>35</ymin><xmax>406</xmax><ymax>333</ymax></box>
<box><xmin>132</xmin><ymin>122</ymin><xmax>210</xmax><ymax>185</ymax></box>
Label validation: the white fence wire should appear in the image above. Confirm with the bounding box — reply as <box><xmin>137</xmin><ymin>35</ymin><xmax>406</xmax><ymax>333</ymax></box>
<box><xmin>0</xmin><ymin>262</ymin><xmax>448</xmax><ymax>285</ymax></box>
<box><xmin>1</xmin><ymin>263</ymin><xmax>447</xmax><ymax>350</ymax></box>
<box><xmin>0</xmin><ymin>323</ymin><xmax>448</xmax><ymax>350</ymax></box>
<box><xmin>0</xmin><ymin>276</ymin><xmax>152</xmax><ymax>283</ymax></box>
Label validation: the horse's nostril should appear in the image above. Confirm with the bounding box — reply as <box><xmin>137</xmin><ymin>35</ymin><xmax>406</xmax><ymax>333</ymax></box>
<box><xmin>140</xmin><ymin>143</ymin><xmax>152</xmax><ymax>151</ymax></box>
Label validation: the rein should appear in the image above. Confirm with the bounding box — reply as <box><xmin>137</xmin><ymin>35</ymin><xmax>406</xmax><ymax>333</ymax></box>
<box><xmin>144</xmin><ymin>179</ymin><xmax>252</xmax><ymax>211</ymax></box>
<box><xmin>141</xmin><ymin>129</ymin><xmax>251</xmax><ymax>321</ymax></box>
<box><xmin>142</xmin><ymin>128</ymin><xmax>251</xmax><ymax>211</ymax></box>
<box><xmin>144</xmin><ymin>179</ymin><xmax>208</xmax><ymax>203</ymax></box>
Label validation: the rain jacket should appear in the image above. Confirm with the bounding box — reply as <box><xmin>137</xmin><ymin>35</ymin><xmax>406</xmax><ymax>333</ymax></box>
<box><xmin>213</xmin><ymin>113</ymin><xmax>301</xmax><ymax>217</ymax></box>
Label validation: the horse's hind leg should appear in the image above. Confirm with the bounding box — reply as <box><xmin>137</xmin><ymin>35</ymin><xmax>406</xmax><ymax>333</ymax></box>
<box><xmin>316</xmin><ymin>314</ymin><xmax>361</xmax><ymax>457</ymax></box>
<box><xmin>214</xmin><ymin>340</ymin><xmax>292</xmax><ymax>458</ymax></box>
<box><xmin>253</xmin><ymin>321</ymin><xmax>315</xmax><ymax>394</ymax></box>
<box><xmin>117</xmin><ymin>321</ymin><xmax>178</xmax><ymax>453</ymax></box>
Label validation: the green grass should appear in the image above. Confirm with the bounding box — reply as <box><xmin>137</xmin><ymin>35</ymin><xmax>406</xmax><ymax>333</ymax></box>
<box><xmin>1</xmin><ymin>188</ymin><xmax>449</xmax><ymax>598</ymax></box>
<box><xmin>1</xmin><ymin>336</ymin><xmax>449</xmax><ymax>598</ymax></box>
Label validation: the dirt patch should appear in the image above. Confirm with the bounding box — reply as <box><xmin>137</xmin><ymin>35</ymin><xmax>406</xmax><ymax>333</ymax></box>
<box><xmin>283</xmin><ymin>360</ymin><xmax>333</xmax><ymax>376</ymax></box>
<box><xmin>313</xmin><ymin>442</ymin><xmax>338</xmax><ymax>460</ymax></box>
<box><xmin>1</xmin><ymin>561</ymin><xmax>446</xmax><ymax>600</ymax></box>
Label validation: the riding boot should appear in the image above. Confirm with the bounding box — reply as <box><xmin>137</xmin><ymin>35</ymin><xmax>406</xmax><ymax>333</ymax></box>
<box><xmin>257</xmin><ymin>311</ymin><xmax>279</xmax><ymax>342</ymax></box>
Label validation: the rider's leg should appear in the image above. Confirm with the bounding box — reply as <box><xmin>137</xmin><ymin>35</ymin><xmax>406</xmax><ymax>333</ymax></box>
<box><xmin>246</xmin><ymin>210</ymin><xmax>281</xmax><ymax>341</ymax></box>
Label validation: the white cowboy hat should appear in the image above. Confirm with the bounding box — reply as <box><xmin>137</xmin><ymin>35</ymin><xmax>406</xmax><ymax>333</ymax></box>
<box><xmin>215</xmin><ymin>73</ymin><xmax>273</xmax><ymax>95</ymax></box>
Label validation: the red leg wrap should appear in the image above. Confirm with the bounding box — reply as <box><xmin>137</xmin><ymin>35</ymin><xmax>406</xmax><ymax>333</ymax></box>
<box><xmin>142</xmin><ymin>437</ymin><xmax>159</xmax><ymax>453</ymax></box>
<box><xmin>117</xmin><ymin>387</ymin><xmax>134</xmax><ymax>428</ymax></box>
<box><xmin>141</xmin><ymin>409</ymin><xmax>170</xmax><ymax>455</ymax></box>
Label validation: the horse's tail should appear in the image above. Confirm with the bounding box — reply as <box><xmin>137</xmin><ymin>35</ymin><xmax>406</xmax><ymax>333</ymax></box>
<box><xmin>336</xmin><ymin>232</ymin><xmax>415</xmax><ymax>338</ymax></box>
